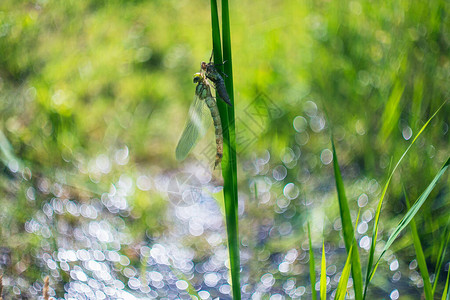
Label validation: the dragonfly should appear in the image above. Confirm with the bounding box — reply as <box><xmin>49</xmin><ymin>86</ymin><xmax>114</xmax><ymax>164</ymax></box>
<box><xmin>175</xmin><ymin>71</ymin><xmax>229</xmax><ymax>169</ymax></box>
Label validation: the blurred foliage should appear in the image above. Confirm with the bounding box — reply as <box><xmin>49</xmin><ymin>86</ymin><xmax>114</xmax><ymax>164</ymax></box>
<box><xmin>0</xmin><ymin>0</ymin><xmax>448</xmax><ymax>298</ymax></box>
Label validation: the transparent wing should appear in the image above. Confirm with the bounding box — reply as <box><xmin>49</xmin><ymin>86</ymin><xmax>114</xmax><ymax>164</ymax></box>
<box><xmin>175</xmin><ymin>94</ymin><xmax>212</xmax><ymax>161</ymax></box>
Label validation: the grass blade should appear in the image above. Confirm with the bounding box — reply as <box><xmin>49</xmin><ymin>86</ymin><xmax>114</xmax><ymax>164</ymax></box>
<box><xmin>331</xmin><ymin>137</ymin><xmax>363</xmax><ymax>300</ymax></box>
<box><xmin>210</xmin><ymin>1</ymin><xmax>240</xmax><ymax>299</ymax></box>
<box><xmin>363</xmin><ymin>101</ymin><xmax>447</xmax><ymax>299</ymax></box>
<box><xmin>369</xmin><ymin>157</ymin><xmax>450</xmax><ymax>283</ymax></box>
<box><xmin>336</xmin><ymin>245</ymin><xmax>354</xmax><ymax>300</ymax></box>
<box><xmin>222</xmin><ymin>0</ymin><xmax>238</xmax><ymax>207</ymax></box>
<box><xmin>433</xmin><ymin>222</ymin><xmax>450</xmax><ymax>295</ymax></box>
<box><xmin>405</xmin><ymin>187</ymin><xmax>433</xmax><ymax>299</ymax></box>
<box><xmin>222</xmin><ymin>0</ymin><xmax>236</xmax><ymax>132</ymax></box>
<box><xmin>442</xmin><ymin>267</ymin><xmax>450</xmax><ymax>300</ymax></box>
<box><xmin>336</xmin><ymin>211</ymin><xmax>360</xmax><ymax>300</ymax></box>
<box><xmin>321</xmin><ymin>242</ymin><xmax>327</xmax><ymax>300</ymax></box>
<box><xmin>309</xmin><ymin>223</ymin><xmax>318</xmax><ymax>300</ymax></box>
<box><xmin>170</xmin><ymin>267</ymin><xmax>200</xmax><ymax>298</ymax></box>
<box><xmin>379</xmin><ymin>81</ymin><xmax>405</xmax><ymax>142</ymax></box>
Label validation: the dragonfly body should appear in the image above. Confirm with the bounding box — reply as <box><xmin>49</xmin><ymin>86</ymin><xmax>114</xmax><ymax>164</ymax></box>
<box><xmin>195</xmin><ymin>73</ymin><xmax>223</xmax><ymax>168</ymax></box>
<box><xmin>176</xmin><ymin>73</ymin><xmax>223</xmax><ymax>169</ymax></box>
<box><xmin>204</xmin><ymin>88</ymin><xmax>223</xmax><ymax>169</ymax></box>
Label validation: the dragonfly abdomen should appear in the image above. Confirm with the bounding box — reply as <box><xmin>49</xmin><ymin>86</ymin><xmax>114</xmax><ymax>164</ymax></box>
<box><xmin>205</xmin><ymin>96</ymin><xmax>223</xmax><ymax>169</ymax></box>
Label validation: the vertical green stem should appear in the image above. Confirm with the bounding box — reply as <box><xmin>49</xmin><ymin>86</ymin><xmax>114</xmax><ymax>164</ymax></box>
<box><xmin>221</xmin><ymin>0</ymin><xmax>237</xmax><ymax>196</ymax></box>
<box><xmin>210</xmin><ymin>1</ymin><xmax>240</xmax><ymax>299</ymax></box>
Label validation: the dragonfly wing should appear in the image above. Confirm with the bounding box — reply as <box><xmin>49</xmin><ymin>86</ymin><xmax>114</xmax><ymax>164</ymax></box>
<box><xmin>175</xmin><ymin>94</ymin><xmax>212</xmax><ymax>161</ymax></box>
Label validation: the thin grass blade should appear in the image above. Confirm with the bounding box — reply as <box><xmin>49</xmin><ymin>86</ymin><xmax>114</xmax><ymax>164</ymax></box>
<box><xmin>331</xmin><ymin>137</ymin><xmax>363</xmax><ymax>300</ymax></box>
<box><xmin>442</xmin><ymin>267</ymin><xmax>450</xmax><ymax>300</ymax></box>
<box><xmin>321</xmin><ymin>242</ymin><xmax>327</xmax><ymax>300</ymax></box>
<box><xmin>369</xmin><ymin>157</ymin><xmax>449</xmax><ymax>283</ymax></box>
<box><xmin>309</xmin><ymin>223</ymin><xmax>318</xmax><ymax>300</ymax></box>
<box><xmin>405</xmin><ymin>187</ymin><xmax>433</xmax><ymax>299</ymax></box>
<box><xmin>433</xmin><ymin>220</ymin><xmax>450</xmax><ymax>296</ymax></box>
<box><xmin>363</xmin><ymin>101</ymin><xmax>447</xmax><ymax>299</ymax></box>
<box><xmin>379</xmin><ymin>81</ymin><xmax>405</xmax><ymax>142</ymax></box>
<box><xmin>335</xmin><ymin>245</ymin><xmax>354</xmax><ymax>300</ymax></box>
<box><xmin>168</xmin><ymin>266</ymin><xmax>200</xmax><ymax>298</ymax></box>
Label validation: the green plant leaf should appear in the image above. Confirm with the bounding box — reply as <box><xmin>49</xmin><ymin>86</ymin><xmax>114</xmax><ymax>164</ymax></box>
<box><xmin>331</xmin><ymin>137</ymin><xmax>363</xmax><ymax>300</ymax></box>
<box><xmin>442</xmin><ymin>266</ymin><xmax>450</xmax><ymax>300</ymax></box>
<box><xmin>379</xmin><ymin>81</ymin><xmax>405</xmax><ymax>142</ymax></box>
<box><xmin>363</xmin><ymin>101</ymin><xmax>447</xmax><ymax>299</ymax></box>
<box><xmin>321</xmin><ymin>242</ymin><xmax>327</xmax><ymax>300</ymax></box>
<box><xmin>369</xmin><ymin>157</ymin><xmax>449</xmax><ymax>283</ymax></box>
<box><xmin>309</xmin><ymin>222</ymin><xmax>317</xmax><ymax>300</ymax></box>
<box><xmin>405</xmin><ymin>187</ymin><xmax>433</xmax><ymax>299</ymax></box>
<box><xmin>433</xmin><ymin>220</ymin><xmax>450</xmax><ymax>296</ymax></box>
<box><xmin>336</xmin><ymin>245</ymin><xmax>354</xmax><ymax>300</ymax></box>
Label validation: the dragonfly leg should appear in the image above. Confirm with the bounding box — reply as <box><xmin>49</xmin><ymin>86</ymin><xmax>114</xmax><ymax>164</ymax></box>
<box><xmin>209</xmin><ymin>50</ymin><xmax>214</xmax><ymax>63</ymax></box>
<box><xmin>212</xmin><ymin>60</ymin><xmax>227</xmax><ymax>67</ymax></box>
<box><xmin>213</xmin><ymin>152</ymin><xmax>223</xmax><ymax>169</ymax></box>
<box><xmin>211</xmin><ymin>62</ymin><xmax>229</xmax><ymax>78</ymax></box>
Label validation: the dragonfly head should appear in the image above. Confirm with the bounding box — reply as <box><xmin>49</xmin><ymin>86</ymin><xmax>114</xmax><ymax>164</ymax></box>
<box><xmin>201</xmin><ymin>61</ymin><xmax>207</xmax><ymax>71</ymax></box>
<box><xmin>193</xmin><ymin>73</ymin><xmax>203</xmax><ymax>83</ymax></box>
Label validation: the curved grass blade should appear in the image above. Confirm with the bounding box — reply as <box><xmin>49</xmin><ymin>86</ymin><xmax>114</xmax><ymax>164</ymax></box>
<box><xmin>335</xmin><ymin>245</ymin><xmax>354</xmax><ymax>300</ymax></box>
<box><xmin>331</xmin><ymin>137</ymin><xmax>363</xmax><ymax>300</ymax></box>
<box><xmin>442</xmin><ymin>267</ymin><xmax>450</xmax><ymax>300</ymax></box>
<box><xmin>210</xmin><ymin>1</ymin><xmax>241</xmax><ymax>299</ymax></box>
<box><xmin>168</xmin><ymin>265</ymin><xmax>200</xmax><ymax>299</ymax></box>
<box><xmin>336</xmin><ymin>210</ymin><xmax>360</xmax><ymax>300</ymax></box>
<box><xmin>308</xmin><ymin>223</ymin><xmax>317</xmax><ymax>300</ymax></box>
<box><xmin>368</xmin><ymin>157</ymin><xmax>449</xmax><ymax>284</ymax></box>
<box><xmin>405</xmin><ymin>187</ymin><xmax>433</xmax><ymax>299</ymax></box>
<box><xmin>363</xmin><ymin>101</ymin><xmax>447</xmax><ymax>299</ymax></box>
<box><xmin>320</xmin><ymin>242</ymin><xmax>327</xmax><ymax>300</ymax></box>
<box><xmin>175</xmin><ymin>95</ymin><xmax>211</xmax><ymax>161</ymax></box>
<box><xmin>433</xmin><ymin>221</ymin><xmax>450</xmax><ymax>296</ymax></box>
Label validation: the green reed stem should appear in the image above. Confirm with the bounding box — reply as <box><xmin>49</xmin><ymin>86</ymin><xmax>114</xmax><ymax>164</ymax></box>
<box><xmin>210</xmin><ymin>1</ymin><xmax>240</xmax><ymax>299</ymax></box>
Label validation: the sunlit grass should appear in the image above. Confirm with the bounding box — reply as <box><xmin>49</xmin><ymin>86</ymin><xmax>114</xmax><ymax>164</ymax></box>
<box><xmin>331</xmin><ymin>136</ymin><xmax>364</xmax><ymax>299</ymax></box>
<box><xmin>432</xmin><ymin>222</ymin><xmax>450</xmax><ymax>296</ymax></box>
<box><xmin>366</xmin><ymin>158</ymin><xmax>449</xmax><ymax>298</ymax></box>
<box><xmin>330</xmin><ymin>102</ymin><xmax>448</xmax><ymax>299</ymax></box>
<box><xmin>320</xmin><ymin>242</ymin><xmax>326</xmax><ymax>300</ymax></box>
<box><xmin>363</xmin><ymin>102</ymin><xmax>448</xmax><ymax>299</ymax></box>
<box><xmin>405</xmin><ymin>189</ymin><xmax>433</xmax><ymax>299</ymax></box>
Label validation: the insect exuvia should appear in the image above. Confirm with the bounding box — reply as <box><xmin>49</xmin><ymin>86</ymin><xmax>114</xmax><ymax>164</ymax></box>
<box><xmin>201</xmin><ymin>54</ymin><xmax>232</xmax><ymax>106</ymax></box>
<box><xmin>175</xmin><ymin>72</ymin><xmax>227</xmax><ymax>169</ymax></box>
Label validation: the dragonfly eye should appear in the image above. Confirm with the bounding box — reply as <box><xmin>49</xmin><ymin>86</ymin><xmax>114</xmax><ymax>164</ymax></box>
<box><xmin>201</xmin><ymin>62</ymin><xmax>207</xmax><ymax>70</ymax></box>
<box><xmin>193</xmin><ymin>73</ymin><xmax>202</xmax><ymax>83</ymax></box>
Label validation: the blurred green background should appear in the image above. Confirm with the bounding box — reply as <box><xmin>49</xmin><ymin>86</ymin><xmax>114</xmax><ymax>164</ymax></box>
<box><xmin>0</xmin><ymin>0</ymin><xmax>448</xmax><ymax>299</ymax></box>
